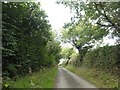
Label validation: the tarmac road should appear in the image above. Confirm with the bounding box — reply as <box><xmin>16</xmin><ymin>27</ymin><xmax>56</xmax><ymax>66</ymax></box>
<box><xmin>55</xmin><ymin>67</ymin><xmax>98</xmax><ymax>89</ymax></box>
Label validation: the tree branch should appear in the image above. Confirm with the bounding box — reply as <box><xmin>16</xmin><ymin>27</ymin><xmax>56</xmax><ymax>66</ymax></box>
<box><xmin>94</xmin><ymin>2</ymin><xmax>118</xmax><ymax>30</ymax></box>
<box><xmin>96</xmin><ymin>22</ymin><xmax>112</xmax><ymax>27</ymax></box>
<box><xmin>99</xmin><ymin>3</ymin><xmax>118</xmax><ymax>29</ymax></box>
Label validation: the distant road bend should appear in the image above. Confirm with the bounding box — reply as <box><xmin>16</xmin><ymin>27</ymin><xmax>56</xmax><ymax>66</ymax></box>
<box><xmin>55</xmin><ymin>67</ymin><xmax>98</xmax><ymax>89</ymax></box>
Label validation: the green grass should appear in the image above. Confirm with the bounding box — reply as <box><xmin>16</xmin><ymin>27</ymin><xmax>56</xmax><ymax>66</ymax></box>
<box><xmin>65</xmin><ymin>65</ymin><xmax>118</xmax><ymax>88</ymax></box>
<box><xmin>4</xmin><ymin>67</ymin><xmax>58</xmax><ymax>88</ymax></box>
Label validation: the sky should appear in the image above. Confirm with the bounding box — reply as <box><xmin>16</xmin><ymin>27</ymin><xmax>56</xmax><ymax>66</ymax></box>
<box><xmin>37</xmin><ymin>0</ymin><xmax>74</xmax><ymax>48</ymax></box>
<box><xmin>39</xmin><ymin>0</ymin><xmax>73</xmax><ymax>30</ymax></box>
<box><xmin>37</xmin><ymin>0</ymin><xmax>117</xmax><ymax>49</ymax></box>
<box><xmin>37</xmin><ymin>0</ymin><xmax>117</xmax><ymax>64</ymax></box>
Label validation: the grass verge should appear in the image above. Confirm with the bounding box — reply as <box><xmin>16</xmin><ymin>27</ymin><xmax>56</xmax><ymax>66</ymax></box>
<box><xmin>65</xmin><ymin>65</ymin><xmax>118</xmax><ymax>88</ymax></box>
<box><xmin>4</xmin><ymin>67</ymin><xmax>58</xmax><ymax>88</ymax></box>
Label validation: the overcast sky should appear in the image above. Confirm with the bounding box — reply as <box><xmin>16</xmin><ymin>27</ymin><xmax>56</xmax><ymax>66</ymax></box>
<box><xmin>38</xmin><ymin>0</ymin><xmax>74</xmax><ymax>48</ymax></box>
<box><xmin>39</xmin><ymin>0</ymin><xmax>73</xmax><ymax>30</ymax></box>
<box><xmin>38</xmin><ymin>0</ymin><xmax>117</xmax><ymax>48</ymax></box>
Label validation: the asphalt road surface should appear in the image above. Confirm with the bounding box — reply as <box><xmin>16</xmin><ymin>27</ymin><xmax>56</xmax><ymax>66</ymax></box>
<box><xmin>55</xmin><ymin>67</ymin><xmax>98</xmax><ymax>89</ymax></box>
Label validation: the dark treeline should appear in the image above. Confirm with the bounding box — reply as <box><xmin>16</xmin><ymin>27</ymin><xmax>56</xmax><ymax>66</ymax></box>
<box><xmin>2</xmin><ymin>2</ymin><xmax>61</xmax><ymax>80</ymax></box>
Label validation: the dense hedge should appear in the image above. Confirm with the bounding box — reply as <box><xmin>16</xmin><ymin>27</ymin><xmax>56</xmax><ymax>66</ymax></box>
<box><xmin>67</xmin><ymin>45</ymin><xmax>119</xmax><ymax>76</ymax></box>
<box><xmin>83</xmin><ymin>45</ymin><xmax>119</xmax><ymax>75</ymax></box>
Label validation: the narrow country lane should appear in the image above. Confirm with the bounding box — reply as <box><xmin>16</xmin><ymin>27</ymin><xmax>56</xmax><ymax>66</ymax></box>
<box><xmin>55</xmin><ymin>67</ymin><xmax>98</xmax><ymax>89</ymax></box>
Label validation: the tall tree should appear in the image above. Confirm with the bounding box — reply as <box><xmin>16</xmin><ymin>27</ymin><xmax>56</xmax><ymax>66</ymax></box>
<box><xmin>57</xmin><ymin>1</ymin><xmax>120</xmax><ymax>37</ymax></box>
<box><xmin>2</xmin><ymin>2</ymin><xmax>60</xmax><ymax>79</ymax></box>
<box><xmin>62</xmin><ymin>19</ymin><xmax>107</xmax><ymax>54</ymax></box>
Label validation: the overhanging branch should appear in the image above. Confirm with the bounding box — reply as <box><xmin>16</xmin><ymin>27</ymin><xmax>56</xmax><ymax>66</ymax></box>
<box><xmin>94</xmin><ymin>2</ymin><xmax>118</xmax><ymax>30</ymax></box>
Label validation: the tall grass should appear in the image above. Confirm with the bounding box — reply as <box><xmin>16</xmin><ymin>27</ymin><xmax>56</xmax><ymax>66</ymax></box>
<box><xmin>66</xmin><ymin>65</ymin><xmax>118</xmax><ymax>88</ymax></box>
<box><xmin>4</xmin><ymin>67</ymin><xmax>58</xmax><ymax>88</ymax></box>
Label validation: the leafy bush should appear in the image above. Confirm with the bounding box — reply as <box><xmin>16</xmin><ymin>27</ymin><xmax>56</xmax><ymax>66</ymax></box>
<box><xmin>83</xmin><ymin>45</ymin><xmax>118</xmax><ymax>75</ymax></box>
